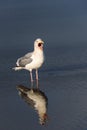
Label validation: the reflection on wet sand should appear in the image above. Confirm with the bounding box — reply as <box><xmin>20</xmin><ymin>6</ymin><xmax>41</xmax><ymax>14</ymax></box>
<box><xmin>17</xmin><ymin>85</ymin><xmax>48</xmax><ymax>125</ymax></box>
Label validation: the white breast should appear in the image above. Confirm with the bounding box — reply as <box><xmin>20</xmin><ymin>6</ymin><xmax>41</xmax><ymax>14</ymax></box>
<box><xmin>25</xmin><ymin>51</ymin><xmax>44</xmax><ymax>70</ymax></box>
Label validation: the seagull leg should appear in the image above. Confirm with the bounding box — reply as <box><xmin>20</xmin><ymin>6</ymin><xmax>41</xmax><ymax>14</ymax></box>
<box><xmin>36</xmin><ymin>69</ymin><xmax>38</xmax><ymax>80</ymax></box>
<box><xmin>30</xmin><ymin>70</ymin><xmax>33</xmax><ymax>87</ymax></box>
<box><xmin>36</xmin><ymin>69</ymin><xmax>39</xmax><ymax>88</ymax></box>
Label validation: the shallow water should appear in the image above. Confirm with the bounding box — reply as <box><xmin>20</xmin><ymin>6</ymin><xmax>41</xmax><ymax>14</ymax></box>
<box><xmin>1</xmin><ymin>45</ymin><xmax>87</xmax><ymax>130</ymax></box>
<box><xmin>1</xmin><ymin>0</ymin><xmax>87</xmax><ymax>130</ymax></box>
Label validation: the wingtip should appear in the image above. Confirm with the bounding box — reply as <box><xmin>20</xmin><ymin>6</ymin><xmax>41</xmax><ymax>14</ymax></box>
<box><xmin>17</xmin><ymin>85</ymin><xmax>30</xmax><ymax>93</ymax></box>
<box><xmin>12</xmin><ymin>67</ymin><xmax>17</xmax><ymax>71</ymax></box>
<box><xmin>12</xmin><ymin>66</ymin><xmax>22</xmax><ymax>71</ymax></box>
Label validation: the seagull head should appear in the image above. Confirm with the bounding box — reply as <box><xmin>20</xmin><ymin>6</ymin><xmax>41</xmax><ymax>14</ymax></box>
<box><xmin>34</xmin><ymin>38</ymin><xmax>44</xmax><ymax>51</ymax></box>
<box><xmin>39</xmin><ymin>113</ymin><xmax>48</xmax><ymax>125</ymax></box>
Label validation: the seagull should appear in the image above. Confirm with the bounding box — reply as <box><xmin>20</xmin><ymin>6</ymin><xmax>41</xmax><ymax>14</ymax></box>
<box><xmin>13</xmin><ymin>38</ymin><xmax>44</xmax><ymax>85</ymax></box>
<box><xmin>17</xmin><ymin>85</ymin><xmax>48</xmax><ymax>125</ymax></box>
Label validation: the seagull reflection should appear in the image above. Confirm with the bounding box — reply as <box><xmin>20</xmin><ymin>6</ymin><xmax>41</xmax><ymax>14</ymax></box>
<box><xmin>17</xmin><ymin>85</ymin><xmax>48</xmax><ymax>125</ymax></box>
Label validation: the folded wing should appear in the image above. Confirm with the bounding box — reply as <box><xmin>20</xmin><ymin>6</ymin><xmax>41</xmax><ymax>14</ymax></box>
<box><xmin>16</xmin><ymin>52</ymin><xmax>33</xmax><ymax>67</ymax></box>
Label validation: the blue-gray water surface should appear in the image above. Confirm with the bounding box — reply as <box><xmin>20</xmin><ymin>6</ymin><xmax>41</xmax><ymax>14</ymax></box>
<box><xmin>1</xmin><ymin>0</ymin><xmax>87</xmax><ymax>130</ymax></box>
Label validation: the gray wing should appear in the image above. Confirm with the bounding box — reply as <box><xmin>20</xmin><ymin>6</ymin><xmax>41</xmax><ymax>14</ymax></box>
<box><xmin>20</xmin><ymin>92</ymin><xmax>35</xmax><ymax>108</ymax></box>
<box><xmin>17</xmin><ymin>52</ymin><xmax>33</xmax><ymax>67</ymax></box>
<box><xmin>17</xmin><ymin>85</ymin><xmax>35</xmax><ymax>107</ymax></box>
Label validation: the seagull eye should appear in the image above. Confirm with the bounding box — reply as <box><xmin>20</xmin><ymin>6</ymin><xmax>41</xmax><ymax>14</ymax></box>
<box><xmin>38</xmin><ymin>43</ymin><xmax>42</xmax><ymax>47</ymax></box>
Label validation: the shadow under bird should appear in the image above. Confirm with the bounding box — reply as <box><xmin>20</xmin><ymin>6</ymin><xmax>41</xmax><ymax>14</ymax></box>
<box><xmin>13</xmin><ymin>38</ymin><xmax>45</xmax><ymax>85</ymax></box>
<box><xmin>17</xmin><ymin>85</ymin><xmax>48</xmax><ymax>125</ymax></box>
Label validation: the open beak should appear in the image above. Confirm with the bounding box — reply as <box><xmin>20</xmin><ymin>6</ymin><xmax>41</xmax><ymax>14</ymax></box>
<box><xmin>38</xmin><ymin>42</ymin><xmax>44</xmax><ymax>50</ymax></box>
<box><xmin>41</xmin><ymin>43</ymin><xmax>44</xmax><ymax>50</ymax></box>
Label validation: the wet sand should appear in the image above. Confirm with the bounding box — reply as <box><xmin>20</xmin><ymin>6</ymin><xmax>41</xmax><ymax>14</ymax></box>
<box><xmin>1</xmin><ymin>0</ymin><xmax>87</xmax><ymax>129</ymax></box>
<box><xmin>1</xmin><ymin>46</ymin><xmax>87</xmax><ymax>130</ymax></box>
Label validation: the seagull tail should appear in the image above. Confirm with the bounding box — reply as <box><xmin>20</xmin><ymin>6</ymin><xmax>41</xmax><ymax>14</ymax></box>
<box><xmin>12</xmin><ymin>66</ymin><xmax>23</xmax><ymax>71</ymax></box>
<box><xmin>17</xmin><ymin>85</ymin><xmax>30</xmax><ymax>94</ymax></box>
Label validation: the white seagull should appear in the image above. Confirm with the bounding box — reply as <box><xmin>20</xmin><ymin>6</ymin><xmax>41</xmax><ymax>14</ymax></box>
<box><xmin>13</xmin><ymin>38</ymin><xmax>44</xmax><ymax>84</ymax></box>
<box><xmin>17</xmin><ymin>85</ymin><xmax>48</xmax><ymax>125</ymax></box>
